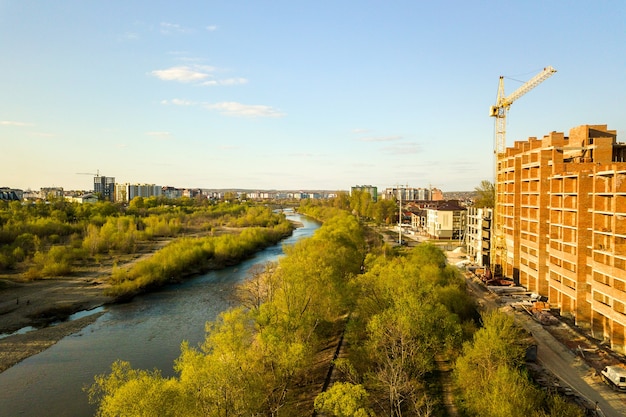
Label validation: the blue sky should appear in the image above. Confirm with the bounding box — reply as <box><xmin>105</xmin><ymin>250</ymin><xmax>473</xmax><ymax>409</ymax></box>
<box><xmin>1</xmin><ymin>1</ymin><xmax>624</xmax><ymax>192</ymax></box>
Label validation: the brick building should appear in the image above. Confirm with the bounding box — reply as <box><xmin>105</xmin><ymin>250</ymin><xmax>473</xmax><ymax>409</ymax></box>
<box><xmin>496</xmin><ymin>124</ymin><xmax>626</xmax><ymax>352</ymax></box>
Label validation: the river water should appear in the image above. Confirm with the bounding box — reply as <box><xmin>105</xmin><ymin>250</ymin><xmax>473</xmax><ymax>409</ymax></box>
<box><xmin>0</xmin><ymin>214</ymin><xmax>320</xmax><ymax>417</ymax></box>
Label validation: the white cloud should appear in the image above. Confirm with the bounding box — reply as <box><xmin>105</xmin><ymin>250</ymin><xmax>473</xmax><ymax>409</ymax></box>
<box><xmin>200</xmin><ymin>77</ymin><xmax>248</xmax><ymax>86</ymax></box>
<box><xmin>161</xmin><ymin>98</ymin><xmax>196</xmax><ymax>106</ymax></box>
<box><xmin>206</xmin><ymin>102</ymin><xmax>286</xmax><ymax>118</ymax></box>
<box><xmin>352</xmin><ymin>128</ymin><xmax>370</xmax><ymax>134</ymax></box>
<box><xmin>151</xmin><ymin>65</ymin><xmax>215</xmax><ymax>82</ymax></box>
<box><xmin>1</xmin><ymin>120</ymin><xmax>31</xmax><ymax>126</ymax></box>
<box><xmin>206</xmin><ymin>25</ymin><xmax>218</xmax><ymax>32</ymax></box>
<box><xmin>151</xmin><ymin>65</ymin><xmax>245</xmax><ymax>87</ymax></box>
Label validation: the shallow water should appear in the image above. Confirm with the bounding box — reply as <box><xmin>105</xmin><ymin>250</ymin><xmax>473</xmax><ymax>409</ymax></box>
<box><xmin>0</xmin><ymin>214</ymin><xmax>319</xmax><ymax>417</ymax></box>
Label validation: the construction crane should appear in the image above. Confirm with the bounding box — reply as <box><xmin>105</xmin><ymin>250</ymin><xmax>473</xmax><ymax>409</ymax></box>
<box><xmin>490</xmin><ymin>66</ymin><xmax>557</xmax><ymax>156</ymax></box>
<box><xmin>489</xmin><ymin>66</ymin><xmax>556</xmax><ymax>278</ymax></box>
<box><xmin>76</xmin><ymin>170</ymin><xmax>100</xmax><ymax>177</ymax></box>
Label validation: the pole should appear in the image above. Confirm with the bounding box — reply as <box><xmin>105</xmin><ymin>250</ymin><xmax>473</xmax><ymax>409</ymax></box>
<box><xmin>398</xmin><ymin>187</ymin><xmax>402</xmax><ymax>245</ymax></box>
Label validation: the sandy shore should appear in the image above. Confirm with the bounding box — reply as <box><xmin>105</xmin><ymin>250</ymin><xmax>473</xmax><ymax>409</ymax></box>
<box><xmin>0</xmin><ymin>311</ymin><xmax>106</xmax><ymax>373</ymax></box>
<box><xmin>0</xmin><ymin>276</ymin><xmax>114</xmax><ymax>373</ymax></box>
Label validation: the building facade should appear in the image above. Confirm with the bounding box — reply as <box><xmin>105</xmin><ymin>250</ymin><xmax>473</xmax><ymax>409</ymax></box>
<box><xmin>0</xmin><ymin>187</ymin><xmax>22</xmax><ymax>201</ymax></box>
<box><xmin>115</xmin><ymin>183</ymin><xmax>163</xmax><ymax>202</ymax></box>
<box><xmin>351</xmin><ymin>185</ymin><xmax>378</xmax><ymax>202</ymax></box>
<box><xmin>425</xmin><ymin>201</ymin><xmax>466</xmax><ymax>240</ymax></box>
<box><xmin>496</xmin><ymin>124</ymin><xmax>626</xmax><ymax>352</ymax></box>
<box><xmin>381</xmin><ymin>187</ymin><xmax>433</xmax><ymax>201</ymax></box>
<box><xmin>94</xmin><ymin>176</ymin><xmax>115</xmax><ymax>202</ymax></box>
<box><xmin>465</xmin><ymin>207</ymin><xmax>492</xmax><ymax>267</ymax></box>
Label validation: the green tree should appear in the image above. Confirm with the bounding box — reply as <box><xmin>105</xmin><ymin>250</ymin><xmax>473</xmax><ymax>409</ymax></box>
<box><xmin>474</xmin><ymin>180</ymin><xmax>495</xmax><ymax>208</ymax></box>
<box><xmin>87</xmin><ymin>360</ymin><xmax>186</xmax><ymax>417</ymax></box>
<box><xmin>452</xmin><ymin>311</ymin><xmax>578</xmax><ymax>417</ymax></box>
<box><xmin>314</xmin><ymin>382</ymin><xmax>373</xmax><ymax>417</ymax></box>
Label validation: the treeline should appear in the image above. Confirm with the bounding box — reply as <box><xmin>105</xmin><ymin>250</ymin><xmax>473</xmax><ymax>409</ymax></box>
<box><xmin>107</xmin><ymin>222</ymin><xmax>293</xmax><ymax>297</ymax></box>
<box><xmin>87</xmin><ymin>211</ymin><xmax>367</xmax><ymax>416</ymax></box>
<box><xmin>299</xmin><ymin>190</ymin><xmax>398</xmax><ymax>224</ymax></box>
<box><xmin>0</xmin><ymin>197</ymin><xmax>288</xmax><ymax>280</ymax></box>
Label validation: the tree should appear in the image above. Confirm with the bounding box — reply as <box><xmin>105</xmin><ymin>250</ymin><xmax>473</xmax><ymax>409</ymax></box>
<box><xmin>474</xmin><ymin>180</ymin><xmax>495</xmax><ymax>208</ymax></box>
<box><xmin>235</xmin><ymin>262</ymin><xmax>278</xmax><ymax>311</ymax></box>
<box><xmin>454</xmin><ymin>311</ymin><xmax>546</xmax><ymax>417</ymax></box>
<box><xmin>314</xmin><ymin>382</ymin><xmax>373</xmax><ymax>417</ymax></box>
<box><xmin>86</xmin><ymin>360</ymin><xmax>186</xmax><ymax>417</ymax></box>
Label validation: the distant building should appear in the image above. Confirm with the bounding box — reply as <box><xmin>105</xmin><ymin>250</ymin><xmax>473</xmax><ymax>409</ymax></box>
<box><xmin>381</xmin><ymin>187</ymin><xmax>434</xmax><ymax>201</ymax></box>
<box><xmin>0</xmin><ymin>187</ymin><xmax>22</xmax><ymax>201</ymax></box>
<box><xmin>115</xmin><ymin>183</ymin><xmax>162</xmax><ymax>202</ymax></box>
<box><xmin>162</xmin><ymin>186</ymin><xmax>184</xmax><ymax>199</ymax></box>
<box><xmin>40</xmin><ymin>187</ymin><xmax>64</xmax><ymax>200</ymax></box>
<box><xmin>183</xmin><ymin>189</ymin><xmax>204</xmax><ymax>199</ymax></box>
<box><xmin>351</xmin><ymin>185</ymin><xmax>378</xmax><ymax>202</ymax></box>
<box><xmin>67</xmin><ymin>193</ymin><xmax>99</xmax><ymax>204</ymax></box>
<box><xmin>431</xmin><ymin>187</ymin><xmax>444</xmax><ymax>201</ymax></box>
<box><xmin>94</xmin><ymin>175</ymin><xmax>115</xmax><ymax>202</ymax></box>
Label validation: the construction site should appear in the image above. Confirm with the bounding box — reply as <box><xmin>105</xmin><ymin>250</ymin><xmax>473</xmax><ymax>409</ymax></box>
<box><xmin>463</xmin><ymin>66</ymin><xmax>626</xmax><ymax>414</ymax></box>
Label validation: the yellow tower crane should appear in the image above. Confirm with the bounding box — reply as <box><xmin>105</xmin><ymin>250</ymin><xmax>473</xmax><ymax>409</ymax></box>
<box><xmin>489</xmin><ymin>66</ymin><xmax>556</xmax><ymax>278</ymax></box>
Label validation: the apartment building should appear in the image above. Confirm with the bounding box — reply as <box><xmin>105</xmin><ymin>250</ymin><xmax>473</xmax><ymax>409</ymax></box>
<box><xmin>94</xmin><ymin>175</ymin><xmax>115</xmax><ymax>202</ymax></box>
<box><xmin>497</xmin><ymin>124</ymin><xmax>626</xmax><ymax>352</ymax></box>
<box><xmin>465</xmin><ymin>207</ymin><xmax>492</xmax><ymax>267</ymax></box>
<box><xmin>115</xmin><ymin>183</ymin><xmax>163</xmax><ymax>202</ymax></box>
<box><xmin>425</xmin><ymin>200</ymin><xmax>466</xmax><ymax>240</ymax></box>
<box><xmin>351</xmin><ymin>185</ymin><xmax>378</xmax><ymax>202</ymax></box>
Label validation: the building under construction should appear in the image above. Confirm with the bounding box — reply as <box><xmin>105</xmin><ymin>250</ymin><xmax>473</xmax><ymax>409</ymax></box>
<box><xmin>495</xmin><ymin>124</ymin><xmax>626</xmax><ymax>353</ymax></box>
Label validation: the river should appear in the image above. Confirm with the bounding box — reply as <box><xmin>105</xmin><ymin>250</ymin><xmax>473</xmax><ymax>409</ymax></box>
<box><xmin>0</xmin><ymin>214</ymin><xmax>320</xmax><ymax>417</ymax></box>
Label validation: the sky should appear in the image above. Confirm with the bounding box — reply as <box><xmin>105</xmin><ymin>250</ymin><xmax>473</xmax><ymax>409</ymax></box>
<box><xmin>1</xmin><ymin>1</ymin><xmax>625</xmax><ymax>192</ymax></box>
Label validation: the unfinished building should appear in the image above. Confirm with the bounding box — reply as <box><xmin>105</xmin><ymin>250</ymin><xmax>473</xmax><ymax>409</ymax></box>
<box><xmin>497</xmin><ymin>124</ymin><xmax>626</xmax><ymax>353</ymax></box>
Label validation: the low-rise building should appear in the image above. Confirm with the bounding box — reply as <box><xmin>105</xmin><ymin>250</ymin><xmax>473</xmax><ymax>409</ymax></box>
<box><xmin>0</xmin><ymin>187</ymin><xmax>22</xmax><ymax>201</ymax></box>
<box><xmin>426</xmin><ymin>200</ymin><xmax>466</xmax><ymax>240</ymax></box>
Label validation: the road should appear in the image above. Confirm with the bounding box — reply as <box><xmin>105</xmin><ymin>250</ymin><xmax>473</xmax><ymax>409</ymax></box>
<box><xmin>517</xmin><ymin>314</ymin><xmax>625</xmax><ymax>417</ymax></box>
<box><xmin>463</xmin><ymin>273</ymin><xmax>626</xmax><ymax>417</ymax></box>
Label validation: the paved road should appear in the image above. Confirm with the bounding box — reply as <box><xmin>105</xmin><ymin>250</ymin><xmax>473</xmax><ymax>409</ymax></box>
<box><xmin>517</xmin><ymin>314</ymin><xmax>625</xmax><ymax>417</ymax></box>
<box><xmin>463</xmin><ymin>274</ymin><xmax>625</xmax><ymax>416</ymax></box>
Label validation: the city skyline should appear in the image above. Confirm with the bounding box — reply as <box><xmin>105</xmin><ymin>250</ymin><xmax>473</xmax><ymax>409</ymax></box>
<box><xmin>1</xmin><ymin>1</ymin><xmax>624</xmax><ymax>191</ymax></box>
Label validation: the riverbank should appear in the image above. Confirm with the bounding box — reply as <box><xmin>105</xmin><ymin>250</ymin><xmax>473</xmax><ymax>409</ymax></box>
<box><xmin>0</xmin><ymin>275</ymin><xmax>115</xmax><ymax>373</ymax></box>
<box><xmin>0</xmin><ymin>311</ymin><xmax>105</xmax><ymax>373</ymax></box>
<box><xmin>0</xmin><ymin>221</ymin><xmax>298</xmax><ymax>374</ymax></box>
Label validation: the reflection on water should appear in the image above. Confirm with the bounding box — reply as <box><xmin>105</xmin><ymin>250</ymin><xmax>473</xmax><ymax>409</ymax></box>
<box><xmin>0</xmin><ymin>214</ymin><xmax>319</xmax><ymax>417</ymax></box>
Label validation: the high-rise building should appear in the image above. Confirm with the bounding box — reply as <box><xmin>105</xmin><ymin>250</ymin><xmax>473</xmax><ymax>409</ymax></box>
<box><xmin>380</xmin><ymin>187</ymin><xmax>431</xmax><ymax>201</ymax></box>
<box><xmin>496</xmin><ymin>124</ymin><xmax>626</xmax><ymax>353</ymax></box>
<box><xmin>115</xmin><ymin>183</ymin><xmax>163</xmax><ymax>202</ymax></box>
<box><xmin>351</xmin><ymin>185</ymin><xmax>378</xmax><ymax>202</ymax></box>
<box><xmin>94</xmin><ymin>175</ymin><xmax>115</xmax><ymax>202</ymax></box>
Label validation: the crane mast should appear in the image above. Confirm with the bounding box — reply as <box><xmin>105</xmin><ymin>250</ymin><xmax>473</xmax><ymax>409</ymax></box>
<box><xmin>490</xmin><ymin>66</ymin><xmax>557</xmax><ymax>156</ymax></box>
<box><xmin>489</xmin><ymin>66</ymin><xmax>556</xmax><ymax>277</ymax></box>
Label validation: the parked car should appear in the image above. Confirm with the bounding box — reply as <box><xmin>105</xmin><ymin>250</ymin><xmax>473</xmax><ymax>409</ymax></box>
<box><xmin>601</xmin><ymin>365</ymin><xmax>626</xmax><ymax>391</ymax></box>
